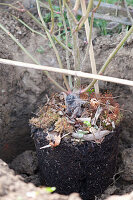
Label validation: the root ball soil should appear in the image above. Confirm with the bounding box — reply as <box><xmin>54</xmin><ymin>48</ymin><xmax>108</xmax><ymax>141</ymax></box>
<box><xmin>32</xmin><ymin>126</ymin><xmax>120</xmax><ymax>200</ymax></box>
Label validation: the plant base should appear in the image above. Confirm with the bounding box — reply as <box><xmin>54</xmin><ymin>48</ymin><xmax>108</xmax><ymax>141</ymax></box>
<box><xmin>32</xmin><ymin>126</ymin><xmax>119</xmax><ymax>200</ymax></box>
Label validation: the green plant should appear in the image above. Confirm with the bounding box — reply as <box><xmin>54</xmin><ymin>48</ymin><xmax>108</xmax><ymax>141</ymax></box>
<box><xmin>101</xmin><ymin>0</ymin><xmax>133</xmax><ymax>6</ymax></box>
<box><xmin>45</xmin><ymin>187</ymin><xmax>56</xmax><ymax>193</ymax></box>
<box><xmin>93</xmin><ymin>18</ymin><xmax>107</xmax><ymax>35</ymax></box>
<box><xmin>84</xmin><ymin>121</ymin><xmax>91</xmax><ymax>128</ymax></box>
<box><xmin>36</xmin><ymin>46</ymin><xmax>45</xmax><ymax>54</ymax></box>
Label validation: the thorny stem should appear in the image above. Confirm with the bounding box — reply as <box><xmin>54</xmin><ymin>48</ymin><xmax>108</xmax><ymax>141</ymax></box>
<box><xmin>82</xmin><ymin>25</ymin><xmax>133</xmax><ymax>93</ymax></box>
<box><xmin>0</xmin><ymin>22</ymin><xmax>67</xmax><ymax>93</ymax></box>
<box><xmin>59</xmin><ymin>0</ymin><xmax>73</xmax><ymax>89</ymax></box>
<box><xmin>48</xmin><ymin>0</ymin><xmax>54</xmax><ymax>33</ymax></box>
<box><xmin>80</xmin><ymin>0</ymin><xmax>99</xmax><ymax>96</ymax></box>
<box><xmin>36</xmin><ymin>0</ymin><xmax>70</xmax><ymax>92</ymax></box>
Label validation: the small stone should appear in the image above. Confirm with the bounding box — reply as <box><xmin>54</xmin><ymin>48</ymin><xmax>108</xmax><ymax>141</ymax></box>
<box><xmin>75</xmin><ymin>124</ymin><xmax>80</xmax><ymax>128</ymax></box>
<box><xmin>59</xmin><ymin>93</ymin><xmax>65</xmax><ymax>100</ymax></box>
<box><xmin>48</xmin><ymin>126</ymin><xmax>54</xmax><ymax>132</ymax></box>
<box><xmin>26</xmin><ymin>191</ymin><xmax>36</xmax><ymax>198</ymax></box>
<box><xmin>10</xmin><ymin>151</ymin><xmax>38</xmax><ymax>176</ymax></box>
<box><xmin>23</xmin><ymin>0</ymin><xmax>36</xmax><ymax>10</ymax></box>
<box><xmin>1</xmin><ymin>89</ymin><xmax>6</xmax><ymax>93</ymax></box>
<box><xmin>68</xmin><ymin>193</ymin><xmax>81</xmax><ymax>200</ymax></box>
<box><xmin>121</xmin><ymin>148</ymin><xmax>133</xmax><ymax>181</ymax></box>
<box><xmin>58</xmin><ymin>111</ymin><xmax>63</xmax><ymax>116</ymax></box>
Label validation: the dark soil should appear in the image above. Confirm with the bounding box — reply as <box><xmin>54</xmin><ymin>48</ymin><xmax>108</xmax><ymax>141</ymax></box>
<box><xmin>0</xmin><ymin>158</ymin><xmax>81</xmax><ymax>200</ymax></box>
<box><xmin>32</xmin><ymin>126</ymin><xmax>120</xmax><ymax>200</ymax></box>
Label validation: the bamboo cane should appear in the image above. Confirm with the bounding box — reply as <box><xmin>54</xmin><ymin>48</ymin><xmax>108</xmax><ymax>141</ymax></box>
<box><xmin>0</xmin><ymin>58</ymin><xmax>133</xmax><ymax>88</ymax></box>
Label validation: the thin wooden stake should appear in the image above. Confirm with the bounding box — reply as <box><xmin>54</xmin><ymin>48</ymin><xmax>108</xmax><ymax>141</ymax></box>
<box><xmin>0</xmin><ymin>58</ymin><xmax>133</xmax><ymax>87</ymax></box>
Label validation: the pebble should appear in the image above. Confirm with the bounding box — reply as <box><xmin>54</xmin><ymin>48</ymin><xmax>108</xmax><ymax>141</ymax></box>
<box><xmin>58</xmin><ymin>111</ymin><xmax>63</xmax><ymax>116</ymax></box>
<box><xmin>23</xmin><ymin>0</ymin><xmax>36</xmax><ymax>10</ymax></box>
<box><xmin>121</xmin><ymin>148</ymin><xmax>133</xmax><ymax>181</ymax></box>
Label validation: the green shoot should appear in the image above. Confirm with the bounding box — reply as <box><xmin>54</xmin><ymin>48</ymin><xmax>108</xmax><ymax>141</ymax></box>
<box><xmin>84</xmin><ymin>121</ymin><xmax>92</xmax><ymax>128</ymax></box>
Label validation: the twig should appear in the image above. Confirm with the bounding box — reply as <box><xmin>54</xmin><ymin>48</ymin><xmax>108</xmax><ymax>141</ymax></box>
<box><xmin>64</xmin><ymin>0</ymin><xmax>78</xmax><ymax>24</ymax></box>
<box><xmin>59</xmin><ymin>0</ymin><xmax>73</xmax><ymax>89</ymax></box>
<box><xmin>38</xmin><ymin>1</ymin><xmax>50</xmax><ymax>10</ymax></box>
<box><xmin>36</xmin><ymin>0</ymin><xmax>70</xmax><ymax>92</ymax></box>
<box><xmin>38</xmin><ymin>0</ymin><xmax>60</xmax><ymax>14</ymax></box>
<box><xmin>123</xmin><ymin>0</ymin><xmax>133</xmax><ymax>25</ymax></box>
<box><xmin>40</xmin><ymin>144</ymin><xmax>51</xmax><ymax>149</ymax></box>
<box><xmin>80</xmin><ymin>0</ymin><xmax>99</xmax><ymax>96</ymax></box>
<box><xmin>52</xmin><ymin>35</ymin><xmax>72</xmax><ymax>53</ymax></box>
<box><xmin>0</xmin><ymin>23</ymin><xmax>67</xmax><ymax>93</ymax></box>
<box><xmin>65</xmin><ymin>0</ymin><xmax>81</xmax><ymax>90</ymax></box>
<box><xmin>12</xmin><ymin>15</ymin><xmax>47</xmax><ymax>39</ymax></box>
<box><xmin>89</xmin><ymin>0</ymin><xmax>101</xmax><ymax>43</ymax></box>
<box><xmin>81</xmin><ymin>0</ymin><xmax>101</xmax><ymax>69</ymax></box>
<box><xmin>0</xmin><ymin>2</ymin><xmax>72</xmax><ymax>54</ymax></box>
<box><xmin>27</xmin><ymin>9</ymin><xmax>72</xmax><ymax>53</ymax></box>
<box><xmin>0</xmin><ymin>2</ymin><xmax>25</xmax><ymax>11</ymax></box>
<box><xmin>73</xmin><ymin>0</ymin><xmax>80</xmax><ymax>14</ymax></box>
<box><xmin>48</xmin><ymin>0</ymin><xmax>54</xmax><ymax>33</ymax></box>
<box><xmin>26</xmin><ymin>10</ymin><xmax>72</xmax><ymax>53</ymax></box>
<box><xmin>81</xmin><ymin>42</ymin><xmax>90</xmax><ymax>69</ymax></box>
<box><xmin>26</xmin><ymin>11</ymin><xmax>72</xmax><ymax>54</ymax></box>
<box><xmin>75</xmin><ymin>0</ymin><xmax>93</xmax><ymax>32</ymax></box>
<box><xmin>1</xmin><ymin>58</ymin><xmax>133</xmax><ymax>87</ymax></box>
<box><xmin>61</xmin><ymin>132</ymin><xmax>71</xmax><ymax>139</ymax></box>
<box><xmin>115</xmin><ymin>0</ymin><xmax>120</xmax><ymax>16</ymax></box>
<box><xmin>13</xmin><ymin>16</ymin><xmax>72</xmax><ymax>57</ymax></box>
<box><xmin>82</xmin><ymin>24</ymin><xmax>133</xmax><ymax>92</ymax></box>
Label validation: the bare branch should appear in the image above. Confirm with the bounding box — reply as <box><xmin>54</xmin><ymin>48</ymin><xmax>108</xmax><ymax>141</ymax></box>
<box><xmin>80</xmin><ymin>0</ymin><xmax>99</xmax><ymax>95</ymax></box>
<box><xmin>36</xmin><ymin>0</ymin><xmax>70</xmax><ymax>91</ymax></box>
<box><xmin>59</xmin><ymin>0</ymin><xmax>73</xmax><ymax>89</ymax></box>
<box><xmin>0</xmin><ymin>22</ymin><xmax>67</xmax><ymax>93</ymax></box>
<box><xmin>82</xmin><ymin>25</ymin><xmax>133</xmax><ymax>92</ymax></box>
